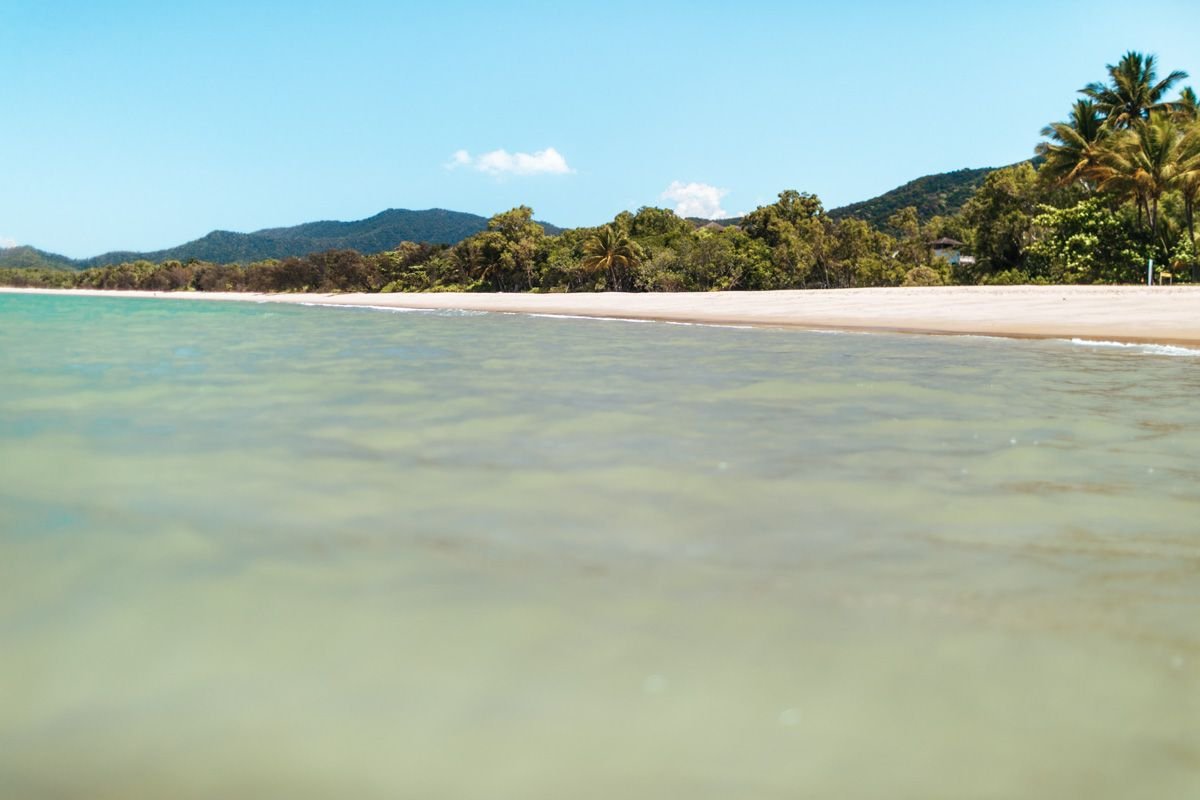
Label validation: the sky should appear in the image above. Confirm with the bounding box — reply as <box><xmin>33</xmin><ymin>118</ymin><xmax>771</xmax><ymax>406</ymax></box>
<box><xmin>1</xmin><ymin>0</ymin><xmax>1197</xmax><ymax>258</ymax></box>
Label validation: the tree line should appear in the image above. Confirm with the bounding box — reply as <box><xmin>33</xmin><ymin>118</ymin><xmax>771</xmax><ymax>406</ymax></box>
<box><xmin>4</xmin><ymin>51</ymin><xmax>1196</xmax><ymax>294</ymax></box>
<box><xmin>0</xmin><ymin>201</ymin><xmax>942</xmax><ymax>293</ymax></box>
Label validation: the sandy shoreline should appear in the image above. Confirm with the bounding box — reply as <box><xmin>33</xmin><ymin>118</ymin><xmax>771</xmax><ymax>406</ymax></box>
<box><xmin>7</xmin><ymin>285</ymin><xmax>1200</xmax><ymax>345</ymax></box>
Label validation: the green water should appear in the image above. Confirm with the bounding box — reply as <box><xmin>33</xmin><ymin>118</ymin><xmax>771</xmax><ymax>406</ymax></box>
<box><xmin>1</xmin><ymin>292</ymin><xmax>1198</xmax><ymax>798</ymax></box>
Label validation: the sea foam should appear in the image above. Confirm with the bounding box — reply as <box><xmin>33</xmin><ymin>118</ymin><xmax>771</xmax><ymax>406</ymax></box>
<box><xmin>1067</xmin><ymin>338</ymin><xmax>1200</xmax><ymax>357</ymax></box>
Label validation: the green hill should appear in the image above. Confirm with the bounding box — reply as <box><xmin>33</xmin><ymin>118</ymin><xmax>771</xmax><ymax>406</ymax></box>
<box><xmin>0</xmin><ymin>245</ymin><xmax>78</xmax><ymax>271</ymax></box>
<box><xmin>683</xmin><ymin>165</ymin><xmax>1018</xmax><ymax>231</ymax></box>
<box><xmin>828</xmin><ymin>166</ymin><xmax>1000</xmax><ymax>228</ymax></box>
<box><xmin>2</xmin><ymin>209</ymin><xmax>564</xmax><ymax>270</ymax></box>
<box><xmin>80</xmin><ymin>209</ymin><xmax>563</xmax><ymax>267</ymax></box>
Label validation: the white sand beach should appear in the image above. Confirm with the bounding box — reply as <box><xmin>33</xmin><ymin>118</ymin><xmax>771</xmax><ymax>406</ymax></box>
<box><xmin>7</xmin><ymin>285</ymin><xmax>1200</xmax><ymax>345</ymax></box>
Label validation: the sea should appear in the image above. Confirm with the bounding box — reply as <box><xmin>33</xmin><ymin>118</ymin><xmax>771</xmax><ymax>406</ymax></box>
<box><xmin>1</xmin><ymin>292</ymin><xmax>1198</xmax><ymax>798</ymax></box>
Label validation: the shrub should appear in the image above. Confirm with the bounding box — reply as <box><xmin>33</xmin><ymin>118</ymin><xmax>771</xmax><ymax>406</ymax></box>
<box><xmin>902</xmin><ymin>265</ymin><xmax>945</xmax><ymax>286</ymax></box>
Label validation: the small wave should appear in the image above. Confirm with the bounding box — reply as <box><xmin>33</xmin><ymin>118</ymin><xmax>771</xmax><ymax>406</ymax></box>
<box><xmin>522</xmin><ymin>313</ymin><xmax>753</xmax><ymax>329</ymax></box>
<box><xmin>295</xmin><ymin>302</ymin><xmax>419</xmax><ymax>313</ymax></box>
<box><xmin>669</xmin><ymin>321</ymin><xmax>759</xmax><ymax>330</ymax></box>
<box><xmin>954</xmin><ymin>334</ymin><xmax>1018</xmax><ymax>342</ymax></box>
<box><xmin>523</xmin><ymin>312</ymin><xmax>654</xmax><ymax>323</ymax></box>
<box><xmin>805</xmin><ymin>328</ymin><xmax>872</xmax><ymax>336</ymax></box>
<box><xmin>1067</xmin><ymin>338</ymin><xmax>1200</xmax><ymax>357</ymax></box>
<box><xmin>293</xmin><ymin>301</ymin><xmax>485</xmax><ymax>317</ymax></box>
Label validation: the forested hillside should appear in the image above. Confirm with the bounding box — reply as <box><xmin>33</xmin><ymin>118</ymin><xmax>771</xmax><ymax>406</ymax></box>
<box><xmin>77</xmin><ymin>209</ymin><xmax>563</xmax><ymax>267</ymax></box>
<box><xmin>0</xmin><ymin>246</ymin><xmax>77</xmax><ymax>271</ymax></box>
<box><xmin>0</xmin><ymin>209</ymin><xmax>562</xmax><ymax>270</ymax></box>
<box><xmin>828</xmin><ymin>167</ymin><xmax>1000</xmax><ymax>229</ymax></box>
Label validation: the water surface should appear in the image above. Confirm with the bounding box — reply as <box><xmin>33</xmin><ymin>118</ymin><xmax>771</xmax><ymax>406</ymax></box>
<box><xmin>1</xmin><ymin>293</ymin><xmax>1198</xmax><ymax>798</ymax></box>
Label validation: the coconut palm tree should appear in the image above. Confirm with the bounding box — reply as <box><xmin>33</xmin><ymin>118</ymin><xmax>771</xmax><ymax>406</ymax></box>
<box><xmin>1081</xmin><ymin>51</ymin><xmax>1189</xmax><ymax>129</ymax></box>
<box><xmin>1177</xmin><ymin>122</ymin><xmax>1200</xmax><ymax>273</ymax></box>
<box><xmin>1036</xmin><ymin>99</ymin><xmax>1110</xmax><ymax>187</ymax></box>
<box><xmin>1176</xmin><ymin>87</ymin><xmax>1199</xmax><ymax>122</ymax></box>
<box><xmin>1094</xmin><ymin>114</ymin><xmax>1199</xmax><ymax>251</ymax></box>
<box><xmin>581</xmin><ymin>225</ymin><xmax>644</xmax><ymax>291</ymax></box>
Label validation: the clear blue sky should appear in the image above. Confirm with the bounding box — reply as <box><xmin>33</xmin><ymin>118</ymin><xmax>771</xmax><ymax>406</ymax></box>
<box><xmin>2</xmin><ymin>0</ymin><xmax>1196</xmax><ymax>258</ymax></box>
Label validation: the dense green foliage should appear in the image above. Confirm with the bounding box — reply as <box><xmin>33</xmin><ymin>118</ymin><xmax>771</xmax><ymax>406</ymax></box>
<box><xmin>1029</xmin><ymin>51</ymin><xmax>1199</xmax><ymax>282</ymax></box>
<box><xmin>0</xmin><ymin>202</ymin><xmax>914</xmax><ymax>294</ymax></box>
<box><xmin>1027</xmin><ymin>198</ymin><xmax>1147</xmax><ymax>283</ymax></box>
<box><xmin>4</xmin><ymin>52</ymin><xmax>1196</xmax><ymax>294</ymax></box>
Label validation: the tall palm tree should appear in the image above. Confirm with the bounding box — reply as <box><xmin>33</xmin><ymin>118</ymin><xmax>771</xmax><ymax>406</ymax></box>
<box><xmin>1081</xmin><ymin>51</ymin><xmax>1189</xmax><ymax>129</ymax></box>
<box><xmin>1036</xmin><ymin>99</ymin><xmax>1110</xmax><ymax>187</ymax></box>
<box><xmin>1094</xmin><ymin>113</ymin><xmax>1199</xmax><ymax>249</ymax></box>
<box><xmin>1177</xmin><ymin>122</ymin><xmax>1200</xmax><ymax>272</ymax></box>
<box><xmin>581</xmin><ymin>225</ymin><xmax>644</xmax><ymax>291</ymax></box>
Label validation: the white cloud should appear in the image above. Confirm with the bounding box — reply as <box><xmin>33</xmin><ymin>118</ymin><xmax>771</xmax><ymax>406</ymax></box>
<box><xmin>661</xmin><ymin>181</ymin><xmax>729</xmax><ymax>219</ymax></box>
<box><xmin>447</xmin><ymin>147</ymin><xmax>572</xmax><ymax>176</ymax></box>
<box><xmin>0</xmin><ymin>235</ymin><xmax>17</xmax><ymax>249</ymax></box>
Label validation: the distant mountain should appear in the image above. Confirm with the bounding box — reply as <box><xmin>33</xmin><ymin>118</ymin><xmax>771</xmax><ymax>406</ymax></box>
<box><xmin>0</xmin><ymin>245</ymin><xmax>77</xmax><ymax>271</ymax></box>
<box><xmin>79</xmin><ymin>209</ymin><xmax>564</xmax><ymax>268</ymax></box>
<box><xmin>1</xmin><ymin>209</ymin><xmax>563</xmax><ymax>270</ymax></box>
<box><xmin>827</xmin><ymin>166</ymin><xmax>1000</xmax><ymax>229</ymax></box>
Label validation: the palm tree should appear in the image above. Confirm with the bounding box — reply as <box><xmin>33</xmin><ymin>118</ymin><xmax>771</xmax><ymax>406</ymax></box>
<box><xmin>1081</xmin><ymin>51</ymin><xmax>1189</xmax><ymax>129</ymax></box>
<box><xmin>1094</xmin><ymin>113</ymin><xmax>1199</xmax><ymax>251</ymax></box>
<box><xmin>581</xmin><ymin>225</ymin><xmax>644</xmax><ymax>291</ymax></box>
<box><xmin>1036</xmin><ymin>99</ymin><xmax>1110</xmax><ymax>187</ymax></box>
<box><xmin>1177</xmin><ymin>87</ymin><xmax>1200</xmax><ymax>123</ymax></box>
<box><xmin>1177</xmin><ymin>122</ymin><xmax>1200</xmax><ymax>275</ymax></box>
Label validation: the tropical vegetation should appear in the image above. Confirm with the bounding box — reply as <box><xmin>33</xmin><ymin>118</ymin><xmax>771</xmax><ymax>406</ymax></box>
<box><xmin>3</xmin><ymin>51</ymin><xmax>1197</xmax><ymax>294</ymax></box>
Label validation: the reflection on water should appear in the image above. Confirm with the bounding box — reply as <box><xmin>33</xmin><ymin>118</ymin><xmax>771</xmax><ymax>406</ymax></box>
<box><xmin>1</xmin><ymin>293</ymin><xmax>1198</xmax><ymax>798</ymax></box>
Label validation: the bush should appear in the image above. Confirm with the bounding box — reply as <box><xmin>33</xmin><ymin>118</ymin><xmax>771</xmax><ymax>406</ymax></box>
<box><xmin>902</xmin><ymin>265</ymin><xmax>945</xmax><ymax>286</ymax></box>
<box><xmin>981</xmin><ymin>269</ymin><xmax>1048</xmax><ymax>285</ymax></box>
<box><xmin>1027</xmin><ymin>198</ymin><xmax>1147</xmax><ymax>283</ymax></box>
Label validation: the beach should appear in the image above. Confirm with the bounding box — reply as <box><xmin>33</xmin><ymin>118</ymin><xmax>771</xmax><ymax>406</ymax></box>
<box><xmin>6</xmin><ymin>284</ymin><xmax>1200</xmax><ymax>344</ymax></box>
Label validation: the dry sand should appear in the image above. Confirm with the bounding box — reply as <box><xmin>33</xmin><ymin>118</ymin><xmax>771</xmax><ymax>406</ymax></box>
<box><xmin>7</xmin><ymin>285</ymin><xmax>1200</xmax><ymax>345</ymax></box>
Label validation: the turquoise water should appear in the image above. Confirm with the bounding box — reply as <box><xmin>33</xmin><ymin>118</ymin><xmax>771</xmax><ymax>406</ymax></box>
<box><xmin>1</xmin><ymin>292</ymin><xmax>1198</xmax><ymax>798</ymax></box>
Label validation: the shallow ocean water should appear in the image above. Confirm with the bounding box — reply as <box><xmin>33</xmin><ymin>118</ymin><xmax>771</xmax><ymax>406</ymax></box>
<box><xmin>1</xmin><ymin>292</ymin><xmax>1198</xmax><ymax>798</ymax></box>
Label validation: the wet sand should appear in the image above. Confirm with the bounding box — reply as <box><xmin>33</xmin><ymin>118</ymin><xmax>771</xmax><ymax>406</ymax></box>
<box><xmin>6</xmin><ymin>285</ymin><xmax>1200</xmax><ymax>345</ymax></box>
